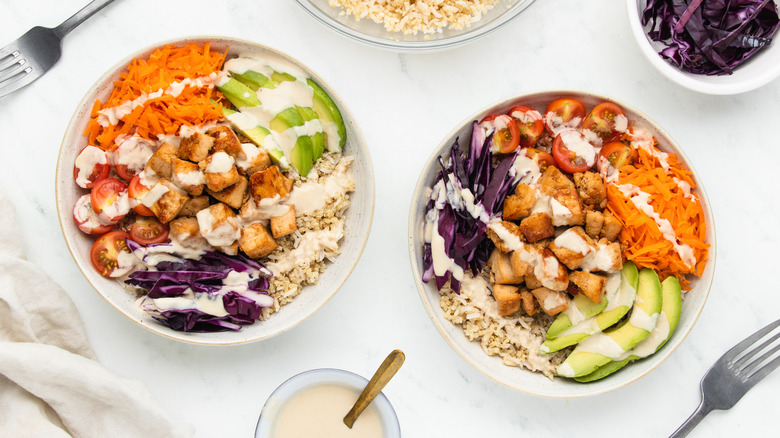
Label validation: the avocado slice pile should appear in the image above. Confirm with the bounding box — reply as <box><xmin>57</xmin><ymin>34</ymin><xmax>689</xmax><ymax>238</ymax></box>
<box><xmin>216</xmin><ymin>58</ymin><xmax>346</xmax><ymax>177</ymax></box>
<box><xmin>542</xmin><ymin>262</ymin><xmax>683</xmax><ymax>381</ymax></box>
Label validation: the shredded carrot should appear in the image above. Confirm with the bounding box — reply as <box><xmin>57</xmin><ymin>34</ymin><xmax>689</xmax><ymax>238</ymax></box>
<box><xmin>84</xmin><ymin>43</ymin><xmax>227</xmax><ymax>150</ymax></box>
<box><xmin>606</xmin><ymin>133</ymin><xmax>709</xmax><ymax>290</ymax></box>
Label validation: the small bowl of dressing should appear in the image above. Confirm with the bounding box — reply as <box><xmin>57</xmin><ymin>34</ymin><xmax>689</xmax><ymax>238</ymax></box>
<box><xmin>255</xmin><ymin>368</ymin><xmax>401</xmax><ymax>437</ymax></box>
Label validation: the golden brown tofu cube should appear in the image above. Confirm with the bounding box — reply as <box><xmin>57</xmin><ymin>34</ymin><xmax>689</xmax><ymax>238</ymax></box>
<box><xmin>149</xmin><ymin>179</ymin><xmax>190</xmax><ymax>224</ymax></box>
<box><xmin>270</xmin><ymin>206</ymin><xmax>297</xmax><ymax>238</ymax></box>
<box><xmin>489</xmin><ymin>248</ymin><xmax>524</xmax><ymax>285</ymax></box>
<box><xmin>171</xmin><ymin>158</ymin><xmax>204</xmax><ymax>196</ymax></box>
<box><xmin>238</xmin><ymin>223</ymin><xmax>278</xmax><ymax>259</ymax></box>
<box><xmin>569</xmin><ymin>271</ymin><xmax>608</xmax><ymax>303</ymax></box>
<box><xmin>169</xmin><ymin>217</ymin><xmax>211</xmax><ymax>249</ymax></box>
<box><xmin>493</xmin><ymin>284</ymin><xmax>523</xmax><ymax>317</ymax></box>
<box><xmin>549</xmin><ymin>227</ymin><xmax>596</xmax><ymax>270</ymax></box>
<box><xmin>525</xmin><ymin>273</ymin><xmax>543</xmax><ymax>290</ymax></box>
<box><xmin>574</xmin><ymin>171</ymin><xmax>607</xmax><ymax>210</ymax></box>
<box><xmin>519</xmin><ymin>213</ymin><xmax>554</xmax><ymax>243</ymax></box>
<box><xmin>503</xmin><ymin>184</ymin><xmax>537</xmax><ymax>220</ymax></box>
<box><xmin>530</xmin><ymin>287</ymin><xmax>569</xmax><ymax>316</ymax></box>
<box><xmin>237</xmin><ymin>143</ymin><xmax>272</xmax><ymax>177</ymax></box>
<box><xmin>585</xmin><ymin>209</ymin><xmax>605</xmax><ymax>239</ymax></box>
<box><xmin>538</xmin><ymin>249</ymin><xmax>570</xmax><ymax>291</ymax></box>
<box><xmin>509</xmin><ymin>250</ymin><xmax>533</xmax><ymax>277</ymax></box>
<box><xmin>177</xmin><ymin>195</ymin><xmax>210</xmax><ymax>218</ymax></box>
<box><xmin>199</xmin><ymin>152</ymin><xmax>240</xmax><ymax>192</ymax></box>
<box><xmin>486</xmin><ymin>221</ymin><xmax>525</xmax><ymax>253</ymax></box>
<box><xmin>207</xmin><ymin>175</ymin><xmax>248</xmax><ymax>210</ymax></box>
<box><xmin>538</xmin><ymin>166</ymin><xmax>574</xmax><ymax>195</ymax></box>
<box><xmin>550</xmin><ymin>188</ymin><xmax>584</xmax><ymax>226</ymax></box>
<box><xmin>520</xmin><ymin>290</ymin><xmax>540</xmax><ymax>316</ymax></box>
<box><xmin>178</xmin><ymin>131</ymin><xmax>214</xmax><ymax>162</ymax></box>
<box><xmin>207</xmin><ymin>126</ymin><xmax>243</xmax><ymax>158</ymax></box>
<box><xmin>601</xmin><ymin>210</ymin><xmax>623</xmax><ymax>241</ymax></box>
<box><xmin>584</xmin><ymin>240</ymin><xmax>624</xmax><ymax>273</ymax></box>
<box><xmin>249</xmin><ymin>165</ymin><xmax>294</xmax><ymax>201</ymax></box>
<box><xmin>146</xmin><ymin>142</ymin><xmax>178</xmax><ymax>179</ymax></box>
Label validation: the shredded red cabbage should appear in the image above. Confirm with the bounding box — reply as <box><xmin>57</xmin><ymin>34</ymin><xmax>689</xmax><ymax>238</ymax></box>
<box><xmin>642</xmin><ymin>0</ymin><xmax>780</xmax><ymax>75</ymax></box>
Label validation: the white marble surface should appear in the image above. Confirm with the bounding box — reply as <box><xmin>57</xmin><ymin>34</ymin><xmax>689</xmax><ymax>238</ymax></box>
<box><xmin>0</xmin><ymin>0</ymin><xmax>778</xmax><ymax>437</ymax></box>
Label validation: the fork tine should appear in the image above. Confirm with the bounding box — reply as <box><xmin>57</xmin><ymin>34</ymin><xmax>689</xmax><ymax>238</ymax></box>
<box><xmin>0</xmin><ymin>50</ymin><xmax>21</xmax><ymax>71</ymax></box>
<box><xmin>722</xmin><ymin>318</ymin><xmax>780</xmax><ymax>362</ymax></box>
<box><xmin>0</xmin><ymin>66</ymin><xmax>34</xmax><ymax>99</ymax></box>
<box><xmin>744</xmin><ymin>352</ymin><xmax>780</xmax><ymax>390</ymax></box>
<box><xmin>0</xmin><ymin>58</ymin><xmax>27</xmax><ymax>83</ymax></box>
<box><xmin>741</xmin><ymin>339</ymin><xmax>780</xmax><ymax>376</ymax></box>
<box><xmin>734</xmin><ymin>330</ymin><xmax>780</xmax><ymax>369</ymax></box>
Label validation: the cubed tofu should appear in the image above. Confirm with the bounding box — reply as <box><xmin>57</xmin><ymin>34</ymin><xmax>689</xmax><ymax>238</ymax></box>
<box><xmin>177</xmin><ymin>195</ymin><xmax>210</xmax><ymax>218</ymax></box>
<box><xmin>538</xmin><ymin>166</ymin><xmax>574</xmax><ymax>195</ymax></box>
<box><xmin>196</xmin><ymin>203</ymin><xmax>241</xmax><ymax>247</ymax></box>
<box><xmin>601</xmin><ymin>210</ymin><xmax>623</xmax><ymax>241</ymax></box>
<box><xmin>493</xmin><ymin>284</ymin><xmax>523</xmax><ymax>317</ymax></box>
<box><xmin>238</xmin><ymin>222</ymin><xmax>278</xmax><ymax>259</ymax></box>
<box><xmin>236</xmin><ymin>143</ymin><xmax>271</xmax><ymax>177</ymax></box>
<box><xmin>530</xmin><ymin>287</ymin><xmax>569</xmax><ymax>316</ymax></box>
<box><xmin>148</xmin><ymin>179</ymin><xmax>190</xmax><ymax>224</ymax></box>
<box><xmin>270</xmin><ymin>205</ymin><xmax>297</xmax><ymax>238</ymax></box>
<box><xmin>489</xmin><ymin>248</ymin><xmax>524</xmax><ymax>285</ymax></box>
<box><xmin>249</xmin><ymin>165</ymin><xmax>294</xmax><ymax>201</ymax></box>
<box><xmin>536</xmin><ymin>249</ymin><xmax>570</xmax><ymax>291</ymax></box>
<box><xmin>178</xmin><ymin>131</ymin><xmax>214</xmax><ymax>162</ymax></box>
<box><xmin>503</xmin><ymin>184</ymin><xmax>537</xmax><ymax>220</ymax></box>
<box><xmin>486</xmin><ymin>221</ymin><xmax>525</xmax><ymax>253</ymax></box>
<box><xmin>518</xmin><ymin>213</ymin><xmax>554</xmax><ymax>243</ymax></box>
<box><xmin>207</xmin><ymin>175</ymin><xmax>248</xmax><ymax>210</ymax></box>
<box><xmin>573</xmin><ymin>171</ymin><xmax>607</xmax><ymax>210</ymax></box>
<box><xmin>509</xmin><ymin>250</ymin><xmax>533</xmax><ymax>277</ymax></box>
<box><xmin>171</xmin><ymin>158</ymin><xmax>205</xmax><ymax>196</ymax></box>
<box><xmin>550</xmin><ymin>188</ymin><xmax>584</xmax><ymax>226</ymax></box>
<box><xmin>569</xmin><ymin>270</ymin><xmax>608</xmax><ymax>303</ymax></box>
<box><xmin>169</xmin><ymin>217</ymin><xmax>211</xmax><ymax>250</ymax></box>
<box><xmin>585</xmin><ymin>209</ymin><xmax>605</xmax><ymax>239</ymax></box>
<box><xmin>146</xmin><ymin>142</ymin><xmax>178</xmax><ymax>178</ymax></box>
<box><xmin>525</xmin><ymin>273</ymin><xmax>543</xmax><ymax>290</ymax></box>
<box><xmin>207</xmin><ymin>126</ymin><xmax>243</xmax><ymax>158</ymax></box>
<box><xmin>581</xmin><ymin>239</ymin><xmax>624</xmax><ymax>273</ymax></box>
<box><xmin>199</xmin><ymin>151</ymin><xmax>240</xmax><ymax>192</ymax></box>
<box><xmin>520</xmin><ymin>290</ymin><xmax>540</xmax><ymax>316</ymax></box>
<box><xmin>549</xmin><ymin>226</ymin><xmax>596</xmax><ymax>270</ymax></box>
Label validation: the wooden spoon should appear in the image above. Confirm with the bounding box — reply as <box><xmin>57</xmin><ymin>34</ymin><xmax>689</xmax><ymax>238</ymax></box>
<box><xmin>343</xmin><ymin>350</ymin><xmax>405</xmax><ymax>429</ymax></box>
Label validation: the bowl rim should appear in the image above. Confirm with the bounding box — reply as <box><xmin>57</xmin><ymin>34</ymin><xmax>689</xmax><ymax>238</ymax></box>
<box><xmin>55</xmin><ymin>35</ymin><xmax>375</xmax><ymax>345</ymax></box>
<box><xmin>407</xmin><ymin>89</ymin><xmax>716</xmax><ymax>397</ymax></box>
<box><xmin>254</xmin><ymin>368</ymin><xmax>401</xmax><ymax>437</ymax></box>
<box><xmin>292</xmin><ymin>0</ymin><xmax>538</xmax><ymax>51</ymax></box>
<box><xmin>626</xmin><ymin>0</ymin><xmax>780</xmax><ymax>95</ymax></box>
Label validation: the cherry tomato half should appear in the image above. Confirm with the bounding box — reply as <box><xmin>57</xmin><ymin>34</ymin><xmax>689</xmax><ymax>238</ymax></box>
<box><xmin>112</xmin><ymin>136</ymin><xmax>155</xmax><ymax>181</ymax></box>
<box><xmin>91</xmin><ymin>177</ymin><xmax>130</xmax><ymax>222</ymax></box>
<box><xmin>508</xmin><ymin>106</ymin><xmax>544</xmax><ymax>148</ymax></box>
<box><xmin>73</xmin><ymin>145</ymin><xmax>110</xmax><ymax>189</ymax></box>
<box><xmin>73</xmin><ymin>194</ymin><xmax>115</xmax><ymax>235</ymax></box>
<box><xmin>544</xmin><ymin>98</ymin><xmax>586</xmax><ymax>136</ymax></box>
<box><xmin>479</xmin><ymin>114</ymin><xmax>521</xmax><ymax>154</ymax></box>
<box><xmin>128</xmin><ymin>174</ymin><xmax>155</xmax><ymax>216</ymax></box>
<box><xmin>582</xmin><ymin>102</ymin><xmax>628</xmax><ymax>145</ymax></box>
<box><xmin>552</xmin><ymin>130</ymin><xmax>596</xmax><ymax>173</ymax></box>
<box><xmin>90</xmin><ymin>231</ymin><xmax>134</xmax><ymax>277</ymax></box>
<box><xmin>597</xmin><ymin>141</ymin><xmax>635</xmax><ymax>173</ymax></box>
<box><xmin>130</xmin><ymin>217</ymin><xmax>170</xmax><ymax>245</ymax></box>
<box><xmin>524</xmin><ymin>148</ymin><xmax>556</xmax><ymax>172</ymax></box>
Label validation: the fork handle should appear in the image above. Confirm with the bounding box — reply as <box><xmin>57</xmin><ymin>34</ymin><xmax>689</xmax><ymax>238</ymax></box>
<box><xmin>53</xmin><ymin>0</ymin><xmax>118</xmax><ymax>39</ymax></box>
<box><xmin>669</xmin><ymin>399</ymin><xmax>714</xmax><ymax>438</ymax></box>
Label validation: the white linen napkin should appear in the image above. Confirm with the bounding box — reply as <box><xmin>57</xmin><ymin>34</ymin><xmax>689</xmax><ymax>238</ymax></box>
<box><xmin>0</xmin><ymin>189</ymin><xmax>193</xmax><ymax>438</ymax></box>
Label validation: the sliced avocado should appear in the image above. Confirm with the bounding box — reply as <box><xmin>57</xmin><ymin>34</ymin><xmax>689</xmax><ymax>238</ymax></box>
<box><xmin>307</xmin><ymin>78</ymin><xmax>346</xmax><ymax>152</ymax></box>
<box><xmin>574</xmin><ymin>275</ymin><xmax>681</xmax><ymax>382</ymax></box>
<box><xmin>547</xmin><ymin>293</ymin><xmax>608</xmax><ymax>339</ymax></box>
<box><xmin>232</xmin><ymin>70</ymin><xmax>275</xmax><ymax>91</ymax></box>
<box><xmin>298</xmin><ymin>106</ymin><xmax>325</xmax><ymax>159</ymax></box>
<box><xmin>272</xmin><ymin>71</ymin><xmax>296</xmax><ymax>83</ymax></box>
<box><xmin>270</xmin><ymin>107</ymin><xmax>305</xmax><ymax>132</ymax></box>
<box><xmin>290</xmin><ymin>135</ymin><xmax>315</xmax><ymax>177</ymax></box>
<box><xmin>540</xmin><ymin>263</ymin><xmax>638</xmax><ymax>353</ymax></box>
<box><xmin>557</xmin><ymin>268</ymin><xmax>663</xmax><ymax>378</ymax></box>
<box><xmin>222</xmin><ymin>108</ymin><xmax>288</xmax><ymax>169</ymax></box>
<box><xmin>217</xmin><ymin>78</ymin><xmax>260</xmax><ymax>108</ymax></box>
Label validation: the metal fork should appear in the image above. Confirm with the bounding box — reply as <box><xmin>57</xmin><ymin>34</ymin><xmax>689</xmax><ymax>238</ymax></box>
<box><xmin>670</xmin><ymin>318</ymin><xmax>780</xmax><ymax>437</ymax></box>
<box><xmin>0</xmin><ymin>0</ymin><xmax>117</xmax><ymax>99</ymax></box>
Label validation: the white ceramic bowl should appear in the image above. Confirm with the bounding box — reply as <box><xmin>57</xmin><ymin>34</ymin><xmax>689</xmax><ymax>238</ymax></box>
<box><xmin>627</xmin><ymin>0</ymin><xmax>780</xmax><ymax>95</ymax></box>
<box><xmin>255</xmin><ymin>368</ymin><xmax>401</xmax><ymax>437</ymax></box>
<box><xmin>55</xmin><ymin>36</ymin><xmax>374</xmax><ymax>345</ymax></box>
<box><xmin>293</xmin><ymin>0</ymin><xmax>537</xmax><ymax>51</ymax></box>
<box><xmin>408</xmin><ymin>90</ymin><xmax>716</xmax><ymax>397</ymax></box>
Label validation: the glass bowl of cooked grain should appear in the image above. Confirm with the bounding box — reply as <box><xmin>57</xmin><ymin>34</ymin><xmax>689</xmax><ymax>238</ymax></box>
<box><xmin>293</xmin><ymin>0</ymin><xmax>537</xmax><ymax>51</ymax></box>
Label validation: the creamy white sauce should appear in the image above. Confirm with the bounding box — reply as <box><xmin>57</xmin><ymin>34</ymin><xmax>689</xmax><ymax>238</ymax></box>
<box><xmin>73</xmin><ymin>194</ymin><xmax>116</xmax><ymax>230</ymax></box>
<box><xmin>486</xmin><ymin>221</ymin><xmax>523</xmax><ymax>252</ymax></box>
<box><xmin>236</xmin><ymin>143</ymin><xmax>261</xmax><ymax>172</ymax></box>
<box><xmin>174</xmin><ymin>169</ymin><xmax>205</xmax><ymax>187</ymax></box>
<box><xmin>509</xmin><ymin>148</ymin><xmax>542</xmax><ymax>185</ymax></box>
<box><xmin>74</xmin><ymin>146</ymin><xmax>108</xmax><ymax>188</ymax></box>
<box><xmin>554</xmin><ymin>228</ymin><xmax>592</xmax><ymax>255</ymax></box>
<box><xmin>113</xmin><ymin>135</ymin><xmax>155</xmax><ymax>174</ymax></box>
<box><xmin>558</xmin><ymin>130</ymin><xmax>596</xmax><ymax>166</ymax></box>
<box><xmin>627</xmin><ymin>311</ymin><xmax>670</xmax><ymax>359</ymax></box>
<box><xmin>142</xmin><ymin>183</ymin><xmax>169</xmax><ymax>207</ymax></box>
<box><xmin>549</xmin><ymin>198</ymin><xmax>573</xmax><ymax>226</ymax></box>
<box><xmin>97</xmin><ymin>190</ymin><xmax>130</xmax><ymax>222</ymax></box>
<box><xmin>266</xmin><ymin>221</ymin><xmax>344</xmax><ymax>275</ymax></box>
<box><xmin>575</xmin><ymin>332</ymin><xmax>625</xmax><ymax>359</ymax></box>
<box><xmin>628</xmin><ymin>306</ymin><xmax>659</xmax><ymax>333</ymax></box>
<box><xmin>196</xmin><ymin>208</ymin><xmax>241</xmax><ymax>247</ymax></box>
<box><xmin>205</xmin><ymin>151</ymin><xmax>235</xmax><ymax>174</ymax></box>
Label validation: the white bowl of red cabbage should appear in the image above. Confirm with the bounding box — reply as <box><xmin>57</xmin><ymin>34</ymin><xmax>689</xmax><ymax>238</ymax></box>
<box><xmin>408</xmin><ymin>90</ymin><xmax>715</xmax><ymax>397</ymax></box>
<box><xmin>55</xmin><ymin>37</ymin><xmax>374</xmax><ymax>345</ymax></box>
<box><xmin>629</xmin><ymin>0</ymin><xmax>780</xmax><ymax>94</ymax></box>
